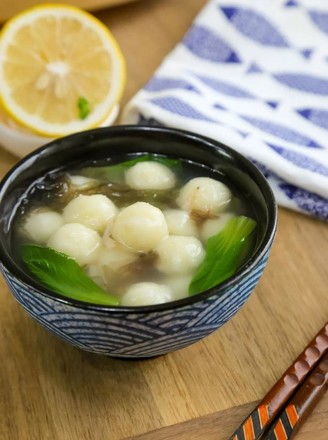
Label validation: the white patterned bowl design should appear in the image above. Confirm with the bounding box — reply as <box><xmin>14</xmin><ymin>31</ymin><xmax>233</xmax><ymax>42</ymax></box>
<box><xmin>0</xmin><ymin>126</ymin><xmax>277</xmax><ymax>358</ymax></box>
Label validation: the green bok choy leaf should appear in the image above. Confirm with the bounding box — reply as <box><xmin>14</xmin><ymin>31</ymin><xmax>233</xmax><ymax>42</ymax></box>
<box><xmin>22</xmin><ymin>245</ymin><xmax>119</xmax><ymax>306</ymax></box>
<box><xmin>189</xmin><ymin>216</ymin><xmax>257</xmax><ymax>295</ymax></box>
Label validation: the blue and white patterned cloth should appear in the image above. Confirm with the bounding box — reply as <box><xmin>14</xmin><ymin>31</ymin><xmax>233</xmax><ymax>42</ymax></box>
<box><xmin>122</xmin><ymin>0</ymin><xmax>328</xmax><ymax>221</ymax></box>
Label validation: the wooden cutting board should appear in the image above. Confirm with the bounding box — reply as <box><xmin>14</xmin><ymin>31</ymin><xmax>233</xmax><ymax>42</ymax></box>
<box><xmin>126</xmin><ymin>397</ymin><xmax>328</xmax><ymax>440</ymax></box>
<box><xmin>0</xmin><ymin>0</ymin><xmax>137</xmax><ymax>22</ymax></box>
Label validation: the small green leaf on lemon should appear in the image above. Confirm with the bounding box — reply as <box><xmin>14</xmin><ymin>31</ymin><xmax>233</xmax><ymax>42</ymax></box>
<box><xmin>78</xmin><ymin>96</ymin><xmax>91</xmax><ymax>120</ymax></box>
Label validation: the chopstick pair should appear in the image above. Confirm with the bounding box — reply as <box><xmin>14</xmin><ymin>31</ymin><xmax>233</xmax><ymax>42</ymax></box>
<box><xmin>229</xmin><ymin>322</ymin><xmax>328</xmax><ymax>440</ymax></box>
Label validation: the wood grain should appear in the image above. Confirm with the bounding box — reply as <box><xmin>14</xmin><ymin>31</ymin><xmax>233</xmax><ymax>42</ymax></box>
<box><xmin>0</xmin><ymin>1</ymin><xmax>328</xmax><ymax>439</ymax></box>
<box><xmin>126</xmin><ymin>397</ymin><xmax>328</xmax><ymax>440</ymax></box>
<box><xmin>0</xmin><ymin>0</ymin><xmax>138</xmax><ymax>22</ymax></box>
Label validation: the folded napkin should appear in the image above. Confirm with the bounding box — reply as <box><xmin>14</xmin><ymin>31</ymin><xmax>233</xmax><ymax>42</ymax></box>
<box><xmin>122</xmin><ymin>0</ymin><xmax>328</xmax><ymax>221</ymax></box>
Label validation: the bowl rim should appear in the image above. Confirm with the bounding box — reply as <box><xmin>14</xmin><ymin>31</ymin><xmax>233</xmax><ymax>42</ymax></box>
<box><xmin>0</xmin><ymin>125</ymin><xmax>278</xmax><ymax>314</ymax></box>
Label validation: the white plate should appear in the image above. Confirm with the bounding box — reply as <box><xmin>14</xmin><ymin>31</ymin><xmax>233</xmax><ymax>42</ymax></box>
<box><xmin>0</xmin><ymin>105</ymin><xmax>120</xmax><ymax>158</ymax></box>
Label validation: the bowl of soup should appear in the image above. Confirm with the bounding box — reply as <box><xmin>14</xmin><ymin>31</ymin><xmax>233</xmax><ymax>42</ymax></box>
<box><xmin>0</xmin><ymin>126</ymin><xmax>277</xmax><ymax>358</ymax></box>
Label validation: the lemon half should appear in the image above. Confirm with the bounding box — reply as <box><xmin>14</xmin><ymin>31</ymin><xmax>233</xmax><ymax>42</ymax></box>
<box><xmin>0</xmin><ymin>4</ymin><xmax>126</xmax><ymax>137</ymax></box>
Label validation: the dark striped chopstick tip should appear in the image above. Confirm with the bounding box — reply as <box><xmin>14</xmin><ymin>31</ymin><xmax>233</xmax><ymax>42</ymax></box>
<box><xmin>266</xmin><ymin>405</ymin><xmax>299</xmax><ymax>440</ymax></box>
<box><xmin>285</xmin><ymin>404</ymin><xmax>299</xmax><ymax>427</ymax></box>
<box><xmin>230</xmin><ymin>405</ymin><xmax>270</xmax><ymax>440</ymax></box>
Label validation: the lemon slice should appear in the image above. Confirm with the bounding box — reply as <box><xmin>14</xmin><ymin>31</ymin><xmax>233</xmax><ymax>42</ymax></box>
<box><xmin>0</xmin><ymin>4</ymin><xmax>126</xmax><ymax>137</ymax></box>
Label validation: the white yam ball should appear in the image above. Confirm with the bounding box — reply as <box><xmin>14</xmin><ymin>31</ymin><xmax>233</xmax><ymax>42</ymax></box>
<box><xmin>97</xmin><ymin>241</ymin><xmax>138</xmax><ymax>272</ymax></box>
<box><xmin>125</xmin><ymin>161</ymin><xmax>176</xmax><ymax>190</ymax></box>
<box><xmin>121</xmin><ymin>282</ymin><xmax>172</xmax><ymax>306</ymax></box>
<box><xmin>163</xmin><ymin>209</ymin><xmax>198</xmax><ymax>237</ymax></box>
<box><xmin>201</xmin><ymin>213</ymin><xmax>234</xmax><ymax>242</ymax></box>
<box><xmin>111</xmin><ymin>202</ymin><xmax>168</xmax><ymax>252</ymax></box>
<box><xmin>166</xmin><ymin>275</ymin><xmax>193</xmax><ymax>301</ymax></box>
<box><xmin>68</xmin><ymin>174</ymin><xmax>99</xmax><ymax>190</ymax></box>
<box><xmin>177</xmin><ymin>177</ymin><xmax>231</xmax><ymax>216</ymax></box>
<box><xmin>48</xmin><ymin>223</ymin><xmax>101</xmax><ymax>266</ymax></box>
<box><xmin>63</xmin><ymin>194</ymin><xmax>118</xmax><ymax>233</ymax></box>
<box><xmin>155</xmin><ymin>236</ymin><xmax>205</xmax><ymax>275</ymax></box>
<box><xmin>22</xmin><ymin>209</ymin><xmax>64</xmax><ymax>244</ymax></box>
<box><xmin>86</xmin><ymin>264</ymin><xmax>106</xmax><ymax>289</ymax></box>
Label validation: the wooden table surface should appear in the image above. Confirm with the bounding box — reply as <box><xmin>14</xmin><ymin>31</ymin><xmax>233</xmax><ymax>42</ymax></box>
<box><xmin>0</xmin><ymin>0</ymin><xmax>138</xmax><ymax>22</ymax></box>
<box><xmin>0</xmin><ymin>1</ymin><xmax>328</xmax><ymax>439</ymax></box>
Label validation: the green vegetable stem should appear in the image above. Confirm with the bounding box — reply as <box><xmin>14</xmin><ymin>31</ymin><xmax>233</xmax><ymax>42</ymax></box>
<box><xmin>189</xmin><ymin>216</ymin><xmax>257</xmax><ymax>295</ymax></box>
<box><xmin>22</xmin><ymin>245</ymin><xmax>119</xmax><ymax>306</ymax></box>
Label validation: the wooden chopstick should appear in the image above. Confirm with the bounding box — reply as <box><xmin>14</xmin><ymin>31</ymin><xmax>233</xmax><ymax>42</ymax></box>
<box><xmin>264</xmin><ymin>351</ymin><xmax>328</xmax><ymax>439</ymax></box>
<box><xmin>228</xmin><ymin>322</ymin><xmax>328</xmax><ymax>440</ymax></box>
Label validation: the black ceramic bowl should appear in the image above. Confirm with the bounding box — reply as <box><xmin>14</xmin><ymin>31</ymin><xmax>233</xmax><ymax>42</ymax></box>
<box><xmin>0</xmin><ymin>126</ymin><xmax>277</xmax><ymax>358</ymax></box>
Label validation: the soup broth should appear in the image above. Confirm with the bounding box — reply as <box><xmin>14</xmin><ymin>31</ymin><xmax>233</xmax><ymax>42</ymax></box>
<box><xmin>12</xmin><ymin>154</ymin><xmax>257</xmax><ymax>306</ymax></box>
